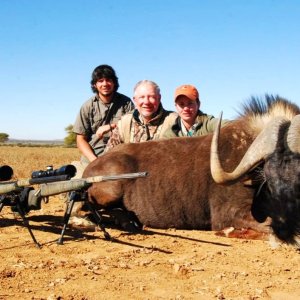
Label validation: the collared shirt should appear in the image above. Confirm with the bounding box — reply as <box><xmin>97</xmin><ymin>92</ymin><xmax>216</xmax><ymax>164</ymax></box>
<box><xmin>73</xmin><ymin>92</ymin><xmax>134</xmax><ymax>155</ymax></box>
<box><xmin>180</xmin><ymin>119</ymin><xmax>197</xmax><ymax>137</ymax></box>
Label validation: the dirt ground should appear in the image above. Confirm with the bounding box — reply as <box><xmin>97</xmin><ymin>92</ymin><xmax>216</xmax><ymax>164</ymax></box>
<box><xmin>0</xmin><ymin>196</ymin><xmax>299</xmax><ymax>300</ymax></box>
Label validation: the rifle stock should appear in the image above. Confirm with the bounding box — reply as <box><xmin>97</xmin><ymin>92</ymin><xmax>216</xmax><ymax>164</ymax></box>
<box><xmin>0</xmin><ymin>175</ymin><xmax>69</xmax><ymax>195</ymax></box>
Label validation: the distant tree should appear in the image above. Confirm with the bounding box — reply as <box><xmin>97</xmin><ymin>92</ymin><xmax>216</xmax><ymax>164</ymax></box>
<box><xmin>64</xmin><ymin>125</ymin><xmax>76</xmax><ymax>147</ymax></box>
<box><xmin>0</xmin><ymin>133</ymin><xmax>9</xmax><ymax>143</ymax></box>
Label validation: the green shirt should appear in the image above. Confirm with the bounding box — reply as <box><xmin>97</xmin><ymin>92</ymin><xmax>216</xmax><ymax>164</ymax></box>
<box><xmin>162</xmin><ymin>111</ymin><xmax>231</xmax><ymax>138</ymax></box>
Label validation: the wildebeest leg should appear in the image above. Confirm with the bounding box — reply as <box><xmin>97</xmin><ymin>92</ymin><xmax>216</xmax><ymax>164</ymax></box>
<box><xmin>108</xmin><ymin>206</ymin><xmax>142</xmax><ymax>232</ymax></box>
<box><xmin>213</xmin><ymin>205</ymin><xmax>270</xmax><ymax>240</ymax></box>
<box><xmin>210</xmin><ymin>185</ymin><xmax>270</xmax><ymax>240</ymax></box>
<box><xmin>89</xmin><ymin>193</ymin><xmax>142</xmax><ymax>233</ymax></box>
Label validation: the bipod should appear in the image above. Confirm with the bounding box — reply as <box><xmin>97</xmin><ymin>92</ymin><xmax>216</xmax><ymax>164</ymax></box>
<box><xmin>57</xmin><ymin>190</ymin><xmax>111</xmax><ymax>245</ymax></box>
<box><xmin>85</xmin><ymin>200</ymin><xmax>111</xmax><ymax>241</ymax></box>
<box><xmin>0</xmin><ymin>192</ymin><xmax>41</xmax><ymax>248</ymax></box>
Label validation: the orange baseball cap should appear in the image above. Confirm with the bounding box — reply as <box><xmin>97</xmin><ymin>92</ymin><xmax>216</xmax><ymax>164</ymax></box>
<box><xmin>174</xmin><ymin>84</ymin><xmax>199</xmax><ymax>102</ymax></box>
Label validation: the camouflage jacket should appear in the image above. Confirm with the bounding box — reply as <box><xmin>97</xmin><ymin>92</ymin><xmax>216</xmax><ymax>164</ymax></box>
<box><xmin>105</xmin><ymin>105</ymin><xmax>177</xmax><ymax>151</ymax></box>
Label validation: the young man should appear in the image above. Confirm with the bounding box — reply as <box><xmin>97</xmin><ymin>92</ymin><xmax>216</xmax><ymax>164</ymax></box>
<box><xmin>73</xmin><ymin>64</ymin><xmax>134</xmax><ymax>163</ymax></box>
<box><xmin>163</xmin><ymin>84</ymin><xmax>230</xmax><ymax>138</ymax></box>
<box><xmin>70</xmin><ymin>65</ymin><xmax>133</xmax><ymax>227</ymax></box>
<box><xmin>105</xmin><ymin>80</ymin><xmax>177</xmax><ymax>150</ymax></box>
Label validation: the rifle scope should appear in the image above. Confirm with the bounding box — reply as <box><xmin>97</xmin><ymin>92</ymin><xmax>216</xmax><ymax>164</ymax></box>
<box><xmin>0</xmin><ymin>165</ymin><xmax>13</xmax><ymax>181</ymax></box>
<box><xmin>31</xmin><ymin>164</ymin><xmax>76</xmax><ymax>179</ymax></box>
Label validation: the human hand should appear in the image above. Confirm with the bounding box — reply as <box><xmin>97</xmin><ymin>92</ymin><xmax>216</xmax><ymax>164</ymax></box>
<box><xmin>96</xmin><ymin>123</ymin><xmax>117</xmax><ymax>139</ymax></box>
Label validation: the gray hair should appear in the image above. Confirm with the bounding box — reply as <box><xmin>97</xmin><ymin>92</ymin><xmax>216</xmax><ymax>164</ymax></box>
<box><xmin>133</xmin><ymin>80</ymin><xmax>161</xmax><ymax>96</ymax></box>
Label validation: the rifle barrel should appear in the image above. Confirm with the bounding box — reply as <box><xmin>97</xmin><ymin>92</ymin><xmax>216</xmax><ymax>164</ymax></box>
<box><xmin>86</xmin><ymin>172</ymin><xmax>148</xmax><ymax>183</ymax></box>
<box><xmin>0</xmin><ymin>171</ymin><xmax>148</xmax><ymax>196</ymax></box>
<box><xmin>40</xmin><ymin>171</ymin><xmax>148</xmax><ymax>197</ymax></box>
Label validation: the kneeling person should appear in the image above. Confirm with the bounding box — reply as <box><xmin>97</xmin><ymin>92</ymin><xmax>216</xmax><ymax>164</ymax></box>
<box><xmin>163</xmin><ymin>84</ymin><xmax>230</xmax><ymax>138</ymax></box>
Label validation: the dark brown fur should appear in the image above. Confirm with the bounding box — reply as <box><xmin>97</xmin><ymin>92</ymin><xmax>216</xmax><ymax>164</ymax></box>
<box><xmin>84</xmin><ymin>120</ymin><xmax>268</xmax><ymax>234</ymax></box>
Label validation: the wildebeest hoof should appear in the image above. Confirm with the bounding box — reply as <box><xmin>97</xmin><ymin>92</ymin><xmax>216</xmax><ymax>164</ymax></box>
<box><xmin>119</xmin><ymin>220</ymin><xmax>142</xmax><ymax>233</ymax></box>
<box><xmin>68</xmin><ymin>216</ymin><xmax>97</xmax><ymax>232</ymax></box>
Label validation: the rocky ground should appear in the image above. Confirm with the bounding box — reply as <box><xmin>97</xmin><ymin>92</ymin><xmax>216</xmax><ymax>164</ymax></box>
<box><xmin>0</xmin><ymin>196</ymin><xmax>299</xmax><ymax>300</ymax></box>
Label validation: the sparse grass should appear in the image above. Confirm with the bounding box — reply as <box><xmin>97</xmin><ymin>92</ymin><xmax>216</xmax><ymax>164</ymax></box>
<box><xmin>0</xmin><ymin>146</ymin><xmax>80</xmax><ymax>179</ymax></box>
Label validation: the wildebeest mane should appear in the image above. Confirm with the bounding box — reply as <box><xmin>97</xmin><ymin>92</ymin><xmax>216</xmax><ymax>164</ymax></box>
<box><xmin>234</xmin><ymin>95</ymin><xmax>300</xmax><ymax>134</ymax></box>
<box><xmin>238</xmin><ymin>94</ymin><xmax>300</xmax><ymax>119</ymax></box>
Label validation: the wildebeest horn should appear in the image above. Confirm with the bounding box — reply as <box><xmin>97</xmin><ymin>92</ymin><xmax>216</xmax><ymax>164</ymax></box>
<box><xmin>210</xmin><ymin>113</ymin><xmax>288</xmax><ymax>184</ymax></box>
<box><xmin>286</xmin><ymin>114</ymin><xmax>300</xmax><ymax>153</ymax></box>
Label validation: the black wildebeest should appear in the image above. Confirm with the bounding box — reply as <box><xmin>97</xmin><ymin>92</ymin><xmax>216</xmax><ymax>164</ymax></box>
<box><xmin>83</xmin><ymin>95</ymin><xmax>300</xmax><ymax>245</ymax></box>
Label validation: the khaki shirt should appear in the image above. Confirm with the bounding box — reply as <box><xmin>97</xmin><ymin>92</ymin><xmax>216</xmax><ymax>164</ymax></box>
<box><xmin>73</xmin><ymin>92</ymin><xmax>134</xmax><ymax>156</ymax></box>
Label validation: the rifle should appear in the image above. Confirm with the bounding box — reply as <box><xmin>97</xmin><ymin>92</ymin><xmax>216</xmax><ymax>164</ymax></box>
<box><xmin>0</xmin><ymin>165</ymin><xmax>147</xmax><ymax>247</ymax></box>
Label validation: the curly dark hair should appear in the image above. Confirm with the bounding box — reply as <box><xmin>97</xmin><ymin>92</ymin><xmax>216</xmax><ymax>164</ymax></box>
<box><xmin>90</xmin><ymin>64</ymin><xmax>119</xmax><ymax>93</ymax></box>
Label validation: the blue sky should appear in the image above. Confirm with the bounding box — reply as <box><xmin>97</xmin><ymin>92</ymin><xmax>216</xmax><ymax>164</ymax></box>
<box><xmin>1</xmin><ymin>0</ymin><xmax>299</xmax><ymax>140</ymax></box>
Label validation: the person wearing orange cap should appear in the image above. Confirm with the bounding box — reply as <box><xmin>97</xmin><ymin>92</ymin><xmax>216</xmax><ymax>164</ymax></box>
<box><xmin>163</xmin><ymin>84</ymin><xmax>230</xmax><ymax>138</ymax></box>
